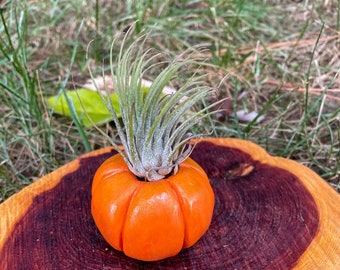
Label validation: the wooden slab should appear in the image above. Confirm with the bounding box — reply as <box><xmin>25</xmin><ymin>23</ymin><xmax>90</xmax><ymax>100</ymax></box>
<box><xmin>1</xmin><ymin>138</ymin><xmax>339</xmax><ymax>269</ymax></box>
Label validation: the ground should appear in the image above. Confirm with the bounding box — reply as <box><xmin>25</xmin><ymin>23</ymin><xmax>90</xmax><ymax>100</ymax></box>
<box><xmin>0</xmin><ymin>0</ymin><xmax>339</xmax><ymax>202</ymax></box>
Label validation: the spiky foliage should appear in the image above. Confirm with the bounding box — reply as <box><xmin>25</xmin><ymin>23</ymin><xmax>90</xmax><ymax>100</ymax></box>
<box><xmin>96</xmin><ymin>36</ymin><xmax>221</xmax><ymax>181</ymax></box>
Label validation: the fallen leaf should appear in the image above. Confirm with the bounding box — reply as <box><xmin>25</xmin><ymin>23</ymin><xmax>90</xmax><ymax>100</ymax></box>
<box><xmin>46</xmin><ymin>89</ymin><xmax>121</xmax><ymax>127</ymax></box>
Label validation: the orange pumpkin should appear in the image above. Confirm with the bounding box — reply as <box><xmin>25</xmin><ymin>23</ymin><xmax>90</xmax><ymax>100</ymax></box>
<box><xmin>91</xmin><ymin>153</ymin><xmax>214</xmax><ymax>261</ymax></box>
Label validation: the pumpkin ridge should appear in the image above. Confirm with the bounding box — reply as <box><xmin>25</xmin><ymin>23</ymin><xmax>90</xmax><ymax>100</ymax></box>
<box><xmin>120</xmin><ymin>179</ymin><xmax>143</xmax><ymax>252</ymax></box>
<box><xmin>167</xmin><ymin>179</ymin><xmax>187</xmax><ymax>249</ymax></box>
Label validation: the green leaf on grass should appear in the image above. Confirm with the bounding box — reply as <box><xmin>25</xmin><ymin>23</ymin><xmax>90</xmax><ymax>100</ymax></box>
<box><xmin>46</xmin><ymin>89</ymin><xmax>121</xmax><ymax>127</ymax></box>
<box><xmin>46</xmin><ymin>87</ymin><xmax>150</xmax><ymax>127</ymax></box>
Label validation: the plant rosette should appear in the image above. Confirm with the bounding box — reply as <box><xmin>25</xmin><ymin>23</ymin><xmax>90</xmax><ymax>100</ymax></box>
<box><xmin>90</xmin><ymin>35</ymin><xmax>222</xmax><ymax>261</ymax></box>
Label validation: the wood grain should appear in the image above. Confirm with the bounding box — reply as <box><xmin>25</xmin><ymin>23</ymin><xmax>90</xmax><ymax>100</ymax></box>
<box><xmin>0</xmin><ymin>138</ymin><xmax>339</xmax><ymax>269</ymax></box>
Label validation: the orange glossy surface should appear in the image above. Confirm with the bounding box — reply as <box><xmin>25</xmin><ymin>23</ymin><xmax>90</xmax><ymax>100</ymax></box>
<box><xmin>91</xmin><ymin>154</ymin><xmax>214</xmax><ymax>261</ymax></box>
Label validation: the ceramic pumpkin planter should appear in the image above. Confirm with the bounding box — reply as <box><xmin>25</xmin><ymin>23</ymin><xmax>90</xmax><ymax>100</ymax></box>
<box><xmin>90</xmin><ymin>38</ymin><xmax>221</xmax><ymax>261</ymax></box>
<box><xmin>91</xmin><ymin>155</ymin><xmax>214</xmax><ymax>261</ymax></box>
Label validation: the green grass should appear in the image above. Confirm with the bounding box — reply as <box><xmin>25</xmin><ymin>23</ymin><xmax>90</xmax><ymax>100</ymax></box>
<box><xmin>0</xmin><ymin>0</ymin><xmax>339</xmax><ymax>202</ymax></box>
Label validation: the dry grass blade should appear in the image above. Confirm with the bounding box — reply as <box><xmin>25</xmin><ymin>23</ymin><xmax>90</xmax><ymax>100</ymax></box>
<box><xmin>266</xmin><ymin>80</ymin><xmax>340</xmax><ymax>101</ymax></box>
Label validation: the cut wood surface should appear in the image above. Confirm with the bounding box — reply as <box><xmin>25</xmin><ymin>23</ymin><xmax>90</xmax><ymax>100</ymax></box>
<box><xmin>1</xmin><ymin>138</ymin><xmax>339</xmax><ymax>269</ymax></box>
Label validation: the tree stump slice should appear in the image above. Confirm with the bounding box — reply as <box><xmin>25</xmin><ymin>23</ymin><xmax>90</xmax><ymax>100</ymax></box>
<box><xmin>1</xmin><ymin>138</ymin><xmax>339</xmax><ymax>269</ymax></box>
